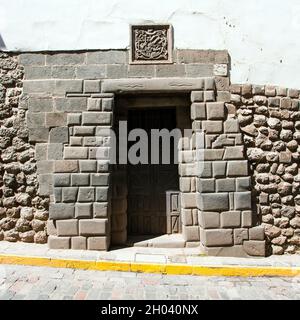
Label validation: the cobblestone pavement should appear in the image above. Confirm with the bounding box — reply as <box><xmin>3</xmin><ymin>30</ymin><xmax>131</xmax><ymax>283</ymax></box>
<box><xmin>0</xmin><ymin>264</ymin><xmax>299</xmax><ymax>300</ymax></box>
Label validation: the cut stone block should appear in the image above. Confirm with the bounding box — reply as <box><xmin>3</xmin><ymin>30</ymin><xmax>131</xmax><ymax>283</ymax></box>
<box><xmin>241</xmin><ymin>211</ymin><xmax>253</xmax><ymax>228</ymax></box>
<box><xmin>249</xmin><ymin>226</ymin><xmax>265</xmax><ymax>240</ymax></box>
<box><xmin>206</xmin><ymin>102</ymin><xmax>225</xmax><ymax>120</ymax></box>
<box><xmin>179</xmin><ymin>177</ymin><xmax>191</xmax><ymax>192</ymax></box>
<box><xmin>49</xmin><ymin>127</ymin><xmax>69</xmax><ymax>144</ymax></box>
<box><xmin>94</xmin><ymin>203</ymin><xmax>109</xmax><ymax>218</ymax></box>
<box><xmin>181</xmin><ymin>209</ymin><xmax>193</xmax><ymax>226</ymax></box>
<box><xmin>234</xmin><ymin>192</ymin><xmax>252</xmax><ymax>210</ymax></box>
<box><xmin>191</xmin><ymin>91</ymin><xmax>204</xmax><ymax>102</ymax></box>
<box><xmin>227</xmin><ymin>161</ymin><xmax>248</xmax><ymax>177</ymax></box>
<box><xmin>95</xmin><ymin>187</ymin><xmax>109</xmax><ymax>202</ymax></box>
<box><xmin>79</xmin><ymin>219</ymin><xmax>107</xmax><ymax>236</ymax></box>
<box><xmin>91</xmin><ymin>173</ymin><xmax>110</xmax><ymax>186</ymax></box>
<box><xmin>243</xmin><ymin>240</ymin><xmax>266</xmax><ymax>257</ymax></box>
<box><xmin>56</xmin><ymin>219</ymin><xmax>78</xmax><ymax>236</ymax></box>
<box><xmin>75</xmin><ymin>203</ymin><xmax>92</xmax><ymax>219</ymax></box>
<box><xmin>182</xmin><ymin>225</ymin><xmax>200</xmax><ymax>241</ymax></box>
<box><xmin>197</xmin><ymin>193</ymin><xmax>229</xmax><ymax>211</ymax></box>
<box><xmin>64</xmin><ymin>147</ymin><xmax>88</xmax><ymax>159</ymax></box>
<box><xmin>191</xmin><ymin>103</ymin><xmax>206</xmax><ymax>120</ymax></box>
<box><xmin>197</xmin><ymin>161</ymin><xmax>212</xmax><ymax>178</ymax></box>
<box><xmin>236</xmin><ymin>177</ymin><xmax>251</xmax><ymax>191</ymax></box>
<box><xmin>87</xmin><ymin>237</ymin><xmax>109</xmax><ymax>250</ymax></box>
<box><xmin>71</xmin><ymin>173</ymin><xmax>90</xmax><ymax>186</ymax></box>
<box><xmin>197</xmin><ymin>178</ymin><xmax>215</xmax><ymax>193</ymax></box>
<box><xmin>79</xmin><ymin>160</ymin><xmax>97</xmax><ymax>172</ymax></box>
<box><xmin>224</xmin><ymin>119</ymin><xmax>240</xmax><ymax>133</ymax></box>
<box><xmin>78</xmin><ymin>187</ymin><xmax>95</xmax><ymax>202</ymax></box>
<box><xmin>221</xmin><ymin>211</ymin><xmax>241</xmax><ymax>228</ymax></box>
<box><xmin>54</xmin><ymin>160</ymin><xmax>78</xmax><ymax>173</ymax></box>
<box><xmin>62</xmin><ymin>187</ymin><xmax>78</xmax><ymax>203</ymax></box>
<box><xmin>201</xmin><ymin>229</ymin><xmax>233</xmax><ymax>247</ymax></box>
<box><xmin>216</xmin><ymin>178</ymin><xmax>235</xmax><ymax>192</ymax></box>
<box><xmin>49</xmin><ymin>203</ymin><xmax>74</xmax><ymax>220</ymax></box>
<box><xmin>198</xmin><ymin>211</ymin><xmax>220</xmax><ymax>229</ymax></box>
<box><xmin>53</xmin><ymin>174</ymin><xmax>70</xmax><ymax>187</ymax></box>
<box><xmin>181</xmin><ymin>193</ymin><xmax>197</xmax><ymax>209</ymax></box>
<box><xmin>84</xmin><ymin>80</ymin><xmax>101</xmax><ymax>93</ymax></box>
<box><xmin>234</xmin><ymin>228</ymin><xmax>249</xmax><ymax>245</ymax></box>
<box><xmin>202</xmin><ymin>121</ymin><xmax>223</xmax><ymax>133</ymax></box>
<box><xmin>67</xmin><ymin>113</ymin><xmax>81</xmax><ymax>126</ymax></box>
<box><xmin>223</xmin><ymin>146</ymin><xmax>244</xmax><ymax>160</ymax></box>
<box><xmin>82</xmin><ymin>112</ymin><xmax>112</xmax><ymax>125</ymax></box>
<box><xmin>48</xmin><ymin>236</ymin><xmax>70</xmax><ymax>249</ymax></box>
<box><xmin>212</xmin><ymin>161</ymin><xmax>227</xmax><ymax>178</ymax></box>
<box><xmin>71</xmin><ymin>236</ymin><xmax>87</xmax><ymax>250</ymax></box>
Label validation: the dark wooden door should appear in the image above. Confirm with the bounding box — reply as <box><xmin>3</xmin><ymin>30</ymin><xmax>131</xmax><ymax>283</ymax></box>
<box><xmin>127</xmin><ymin>108</ymin><xmax>179</xmax><ymax>235</ymax></box>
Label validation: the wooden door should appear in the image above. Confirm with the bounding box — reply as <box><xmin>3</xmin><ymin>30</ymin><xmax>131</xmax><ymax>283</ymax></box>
<box><xmin>127</xmin><ymin>108</ymin><xmax>179</xmax><ymax>235</ymax></box>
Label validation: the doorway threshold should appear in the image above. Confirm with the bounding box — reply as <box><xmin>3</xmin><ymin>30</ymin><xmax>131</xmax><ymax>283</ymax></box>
<box><xmin>127</xmin><ymin>234</ymin><xmax>186</xmax><ymax>248</ymax></box>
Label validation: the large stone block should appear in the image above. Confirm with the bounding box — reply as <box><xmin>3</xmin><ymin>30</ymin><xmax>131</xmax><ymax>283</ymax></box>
<box><xmin>71</xmin><ymin>173</ymin><xmax>90</xmax><ymax>186</ymax></box>
<box><xmin>84</xmin><ymin>80</ymin><xmax>101</xmax><ymax>93</ymax></box>
<box><xmin>46</xmin><ymin>53</ymin><xmax>85</xmax><ymax>65</ymax></box>
<box><xmin>28</xmin><ymin>128</ymin><xmax>49</xmax><ymax>143</ymax></box>
<box><xmin>91</xmin><ymin>173</ymin><xmax>110</xmax><ymax>186</ymax></box>
<box><xmin>62</xmin><ymin>187</ymin><xmax>78</xmax><ymax>203</ymax></box>
<box><xmin>212</xmin><ymin>161</ymin><xmax>227</xmax><ymax>178</ymax></box>
<box><xmin>87</xmin><ymin>50</ymin><xmax>127</xmax><ymax>64</ymax></box>
<box><xmin>82</xmin><ymin>112</ymin><xmax>112</xmax><ymax>125</ymax></box>
<box><xmin>216</xmin><ymin>178</ymin><xmax>235</xmax><ymax>192</ymax></box>
<box><xmin>54</xmin><ymin>160</ymin><xmax>78</xmax><ymax>173</ymax></box>
<box><xmin>19</xmin><ymin>53</ymin><xmax>46</xmax><ymax>65</ymax></box>
<box><xmin>197</xmin><ymin>178</ymin><xmax>215</xmax><ymax>193</ymax></box>
<box><xmin>45</xmin><ymin>113</ymin><xmax>67</xmax><ymax>128</ymax></box>
<box><xmin>196</xmin><ymin>149</ymin><xmax>224</xmax><ymax>161</ymax></box>
<box><xmin>49</xmin><ymin>127</ymin><xmax>69</xmax><ymax>144</ymax></box>
<box><xmin>241</xmin><ymin>210</ymin><xmax>253</xmax><ymax>228</ymax></box>
<box><xmin>67</xmin><ymin>113</ymin><xmax>81</xmax><ymax>126</ymax></box>
<box><xmin>79</xmin><ymin>219</ymin><xmax>108</xmax><ymax>236</ymax></box>
<box><xmin>191</xmin><ymin>91</ymin><xmax>204</xmax><ymax>102</ymax></box>
<box><xmin>48</xmin><ymin>236</ymin><xmax>70</xmax><ymax>249</ymax></box>
<box><xmin>95</xmin><ymin>187</ymin><xmax>109</xmax><ymax>202</ymax></box>
<box><xmin>79</xmin><ymin>160</ymin><xmax>97</xmax><ymax>172</ymax></box>
<box><xmin>71</xmin><ymin>236</ymin><xmax>87</xmax><ymax>250</ymax></box>
<box><xmin>76</xmin><ymin>65</ymin><xmax>106</xmax><ymax>79</ymax></box>
<box><xmin>191</xmin><ymin>103</ymin><xmax>206</xmax><ymax>120</ymax></box>
<box><xmin>23</xmin><ymin>80</ymin><xmax>55</xmax><ymax>94</ymax></box>
<box><xmin>75</xmin><ymin>203</ymin><xmax>92</xmax><ymax>219</ymax></box>
<box><xmin>206</xmin><ymin>102</ymin><xmax>225</xmax><ymax>120</ymax></box>
<box><xmin>87</xmin><ymin>237</ymin><xmax>109</xmax><ymax>250</ymax></box>
<box><xmin>28</xmin><ymin>97</ymin><xmax>53</xmax><ymax>113</ymax></box>
<box><xmin>197</xmin><ymin>161</ymin><xmax>212</xmax><ymax>178</ymax></box>
<box><xmin>38</xmin><ymin>174</ymin><xmax>53</xmax><ymax>196</ymax></box>
<box><xmin>227</xmin><ymin>161</ymin><xmax>249</xmax><ymax>177</ymax></box>
<box><xmin>77</xmin><ymin>187</ymin><xmax>95</xmax><ymax>202</ymax></box>
<box><xmin>181</xmin><ymin>193</ymin><xmax>197</xmax><ymax>209</ymax></box>
<box><xmin>223</xmin><ymin>146</ymin><xmax>244</xmax><ymax>160</ymax></box>
<box><xmin>94</xmin><ymin>203</ymin><xmax>109</xmax><ymax>218</ymax></box>
<box><xmin>201</xmin><ymin>229</ymin><xmax>233</xmax><ymax>247</ymax></box>
<box><xmin>234</xmin><ymin>192</ymin><xmax>252</xmax><ymax>210</ymax></box>
<box><xmin>55</xmin><ymin>97</ymin><xmax>87</xmax><ymax>112</ymax></box>
<box><xmin>64</xmin><ymin>147</ymin><xmax>88</xmax><ymax>159</ymax></box>
<box><xmin>234</xmin><ymin>228</ymin><xmax>249</xmax><ymax>245</ymax></box>
<box><xmin>202</xmin><ymin>121</ymin><xmax>223</xmax><ymax>133</ymax></box>
<box><xmin>198</xmin><ymin>211</ymin><xmax>220</xmax><ymax>229</ymax></box>
<box><xmin>243</xmin><ymin>240</ymin><xmax>266</xmax><ymax>257</ymax></box>
<box><xmin>54</xmin><ymin>80</ymin><xmax>83</xmax><ymax>95</ymax></box>
<box><xmin>220</xmin><ymin>211</ymin><xmax>241</xmax><ymax>228</ymax></box>
<box><xmin>26</xmin><ymin>113</ymin><xmax>45</xmax><ymax>128</ymax></box>
<box><xmin>249</xmin><ymin>226</ymin><xmax>265</xmax><ymax>240</ymax></box>
<box><xmin>52</xmin><ymin>66</ymin><xmax>76</xmax><ymax>79</ymax></box>
<box><xmin>49</xmin><ymin>203</ymin><xmax>74</xmax><ymax>220</ymax></box>
<box><xmin>56</xmin><ymin>219</ymin><xmax>78</xmax><ymax>236</ymax></box>
<box><xmin>236</xmin><ymin>177</ymin><xmax>251</xmax><ymax>191</ymax></box>
<box><xmin>224</xmin><ymin>119</ymin><xmax>240</xmax><ymax>133</ymax></box>
<box><xmin>197</xmin><ymin>193</ymin><xmax>229</xmax><ymax>211</ymax></box>
<box><xmin>53</xmin><ymin>174</ymin><xmax>70</xmax><ymax>187</ymax></box>
<box><xmin>182</xmin><ymin>225</ymin><xmax>200</xmax><ymax>241</ymax></box>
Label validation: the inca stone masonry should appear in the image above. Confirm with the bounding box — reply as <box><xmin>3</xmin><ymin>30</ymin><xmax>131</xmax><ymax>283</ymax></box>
<box><xmin>0</xmin><ymin>27</ymin><xmax>299</xmax><ymax>257</ymax></box>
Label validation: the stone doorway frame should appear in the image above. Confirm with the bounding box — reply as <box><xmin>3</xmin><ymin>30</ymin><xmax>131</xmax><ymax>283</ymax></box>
<box><xmin>111</xmin><ymin>92</ymin><xmax>191</xmax><ymax>245</ymax></box>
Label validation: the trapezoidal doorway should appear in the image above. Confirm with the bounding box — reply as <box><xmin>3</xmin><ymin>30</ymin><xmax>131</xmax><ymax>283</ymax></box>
<box><xmin>127</xmin><ymin>108</ymin><xmax>178</xmax><ymax>236</ymax></box>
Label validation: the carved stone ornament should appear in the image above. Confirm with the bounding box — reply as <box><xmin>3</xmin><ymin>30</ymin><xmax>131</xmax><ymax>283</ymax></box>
<box><xmin>130</xmin><ymin>24</ymin><xmax>173</xmax><ymax>64</ymax></box>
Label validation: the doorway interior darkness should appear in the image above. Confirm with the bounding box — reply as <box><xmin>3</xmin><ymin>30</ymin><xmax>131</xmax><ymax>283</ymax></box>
<box><xmin>112</xmin><ymin>94</ymin><xmax>191</xmax><ymax>245</ymax></box>
<box><xmin>127</xmin><ymin>108</ymin><xmax>178</xmax><ymax>235</ymax></box>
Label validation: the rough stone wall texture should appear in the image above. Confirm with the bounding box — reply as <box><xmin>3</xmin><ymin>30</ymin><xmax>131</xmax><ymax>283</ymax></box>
<box><xmin>229</xmin><ymin>84</ymin><xmax>300</xmax><ymax>255</ymax></box>
<box><xmin>0</xmin><ymin>53</ymin><xmax>49</xmax><ymax>243</ymax></box>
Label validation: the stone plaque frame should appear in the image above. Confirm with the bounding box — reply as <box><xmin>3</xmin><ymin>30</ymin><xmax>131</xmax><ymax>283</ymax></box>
<box><xmin>130</xmin><ymin>24</ymin><xmax>173</xmax><ymax>64</ymax></box>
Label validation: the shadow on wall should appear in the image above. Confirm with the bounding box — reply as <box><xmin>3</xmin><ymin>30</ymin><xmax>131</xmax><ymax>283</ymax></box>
<box><xmin>0</xmin><ymin>34</ymin><xmax>6</xmax><ymax>50</ymax></box>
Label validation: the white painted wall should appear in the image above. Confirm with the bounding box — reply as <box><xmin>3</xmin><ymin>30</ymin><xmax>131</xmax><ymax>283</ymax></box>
<box><xmin>1</xmin><ymin>0</ymin><xmax>300</xmax><ymax>88</ymax></box>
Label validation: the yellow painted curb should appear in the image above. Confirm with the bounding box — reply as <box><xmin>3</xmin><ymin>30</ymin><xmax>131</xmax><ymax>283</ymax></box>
<box><xmin>0</xmin><ymin>254</ymin><xmax>300</xmax><ymax>277</ymax></box>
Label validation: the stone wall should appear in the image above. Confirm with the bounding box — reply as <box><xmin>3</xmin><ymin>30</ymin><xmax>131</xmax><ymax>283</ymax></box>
<box><xmin>0</xmin><ymin>52</ymin><xmax>49</xmax><ymax>243</ymax></box>
<box><xmin>229</xmin><ymin>84</ymin><xmax>300</xmax><ymax>255</ymax></box>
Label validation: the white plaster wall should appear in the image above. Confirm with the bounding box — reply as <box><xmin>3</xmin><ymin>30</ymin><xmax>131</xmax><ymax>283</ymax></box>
<box><xmin>1</xmin><ymin>0</ymin><xmax>300</xmax><ymax>88</ymax></box>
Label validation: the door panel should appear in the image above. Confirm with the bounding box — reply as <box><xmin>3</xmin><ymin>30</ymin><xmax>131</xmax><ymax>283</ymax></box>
<box><xmin>127</xmin><ymin>108</ymin><xmax>179</xmax><ymax>235</ymax></box>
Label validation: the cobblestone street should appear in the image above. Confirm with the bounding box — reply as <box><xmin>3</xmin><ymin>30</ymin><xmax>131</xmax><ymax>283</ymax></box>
<box><xmin>0</xmin><ymin>264</ymin><xmax>299</xmax><ymax>300</ymax></box>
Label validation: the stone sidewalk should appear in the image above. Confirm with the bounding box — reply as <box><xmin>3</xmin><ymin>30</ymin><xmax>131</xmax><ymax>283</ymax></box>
<box><xmin>1</xmin><ymin>241</ymin><xmax>300</xmax><ymax>268</ymax></box>
<box><xmin>0</xmin><ymin>264</ymin><xmax>300</xmax><ymax>300</ymax></box>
